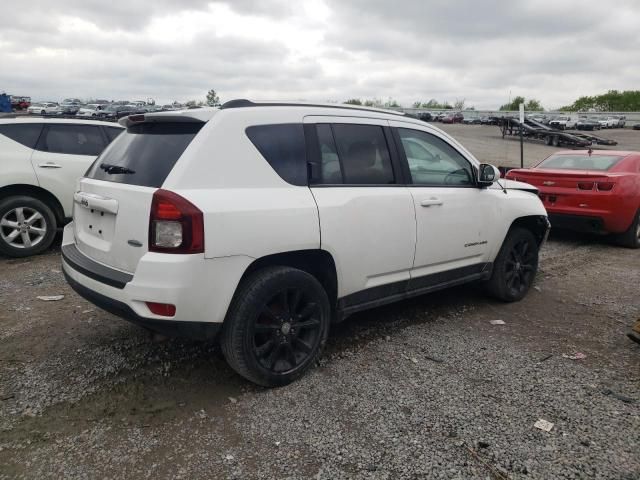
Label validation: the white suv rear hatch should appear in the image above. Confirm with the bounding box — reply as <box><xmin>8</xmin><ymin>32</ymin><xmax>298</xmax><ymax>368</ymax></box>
<box><xmin>74</xmin><ymin>119</ymin><xmax>205</xmax><ymax>273</ymax></box>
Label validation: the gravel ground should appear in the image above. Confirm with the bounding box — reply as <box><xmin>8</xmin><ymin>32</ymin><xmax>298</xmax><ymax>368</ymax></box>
<box><xmin>1</xmin><ymin>125</ymin><xmax>639</xmax><ymax>479</ymax></box>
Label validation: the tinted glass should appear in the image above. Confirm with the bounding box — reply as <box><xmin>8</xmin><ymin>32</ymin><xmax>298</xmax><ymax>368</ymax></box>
<box><xmin>316</xmin><ymin>124</ymin><xmax>342</xmax><ymax>183</ymax></box>
<box><xmin>538</xmin><ymin>154</ymin><xmax>622</xmax><ymax>171</ymax></box>
<box><xmin>105</xmin><ymin>126</ymin><xmax>123</xmax><ymax>142</ymax></box>
<box><xmin>0</xmin><ymin>123</ymin><xmax>43</xmax><ymax>149</ymax></box>
<box><xmin>397</xmin><ymin>128</ymin><xmax>473</xmax><ymax>186</ymax></box>
<box><xmin>39</xmin><ymin>125</ymin><xmax>105</xmax><ymax>156</ymax></box>
<box><xmin>85</xmin><ymin>122</ymin><xmax>202</xmax><ymax>187</ymax></box>
<box><xmin>246</xmin><ymin>124</ymin><xmax>307</xmax><ymax>186</ymax></box>
<box><xmin>331</xmin><ymin>124</ymin><xmax>394</xmax><ymax>184</ymax></box>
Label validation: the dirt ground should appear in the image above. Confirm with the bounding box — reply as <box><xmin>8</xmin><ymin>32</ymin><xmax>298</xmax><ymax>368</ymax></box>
<box><xmin>0</xmin><ymin>124</ymin><xmax>639</xmax><ymax>479</ymax></box>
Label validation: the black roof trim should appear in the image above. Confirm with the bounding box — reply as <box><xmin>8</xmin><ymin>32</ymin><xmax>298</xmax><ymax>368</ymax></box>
<box><xmin>219</xmin><ymin>99</ymin><xmax>407</xmax><ymax>116</ymax></box>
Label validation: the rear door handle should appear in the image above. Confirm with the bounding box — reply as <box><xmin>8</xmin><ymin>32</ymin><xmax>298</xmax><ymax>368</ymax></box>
<box><xmin>38</xmin><ymin>163</ymin><xmax>62</xmax><ymax>169</ymax></box>
<box><xmin>420</xmin><ymin>198</ymin><xmax>443</xmax><ymax>207</ymax></box>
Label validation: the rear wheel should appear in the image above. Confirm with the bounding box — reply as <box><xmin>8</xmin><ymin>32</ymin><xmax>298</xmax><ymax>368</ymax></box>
<box><xmin>616</xmin><ymin>209</ymin><xmax>640</xmax><ymax>249</ymax></box>
<box><xmin>486</xmin><ymin>228</ymin><xmax>539</xmax><ymax>302</ymax></box>
<box><xmin>551</xmin><ymin>135</ymin><xmax>559</xmax><ymax>147</ymax></box>
<box><xmin>221</xmin><ymin>266</ymin><xmax>330</xmax><ymax>387</ymax></box>
<box><xmin>0</xmin><ymin>196</ymin><xmax>57</xmax><ymax>257</ymax></box>
<box><xmin>544</xmin><ymin>135</ymin><xmax>552</xmax><ymax>146</ymax></box>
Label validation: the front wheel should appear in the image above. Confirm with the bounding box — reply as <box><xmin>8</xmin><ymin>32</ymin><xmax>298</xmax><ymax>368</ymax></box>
<box><xmin>221</xmin><ymin>266</ymin><xmax>331</xmax><ymax>387</ymax></box>
<box><xmin>486</xmin><ymin>228</ymin><xmax>539</xmax><ymax>302</ymax></box>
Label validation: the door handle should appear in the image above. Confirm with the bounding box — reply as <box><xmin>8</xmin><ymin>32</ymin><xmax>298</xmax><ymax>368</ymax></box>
<box><xmin>420</xmin><ymin>198</ymin><xmax>443</xmax><ymax>207</ymax></box>
<box><xmin>38</xmin><ymin>163</ymin><xmax>62</xmax><ymax>168</ymax></box>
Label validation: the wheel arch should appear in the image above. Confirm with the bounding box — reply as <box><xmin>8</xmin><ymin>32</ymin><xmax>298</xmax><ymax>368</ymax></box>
<box><xmin>509</xmin><ymin>215</ymin><xmax>550</xmax><ymax>246</ymax></box>
<box><xmin>240</xmin><ymin>249</ymin><xmax>338</xmax><ymax>311</ymax></box>
<box><xmin>0</xmin><ymin>184</ymin><xmax>65</xmax><ymax>225</ymax></box>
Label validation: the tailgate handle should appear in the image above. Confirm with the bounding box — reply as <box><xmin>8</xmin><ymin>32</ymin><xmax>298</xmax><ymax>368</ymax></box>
<box><xmin>73</xmin><ymin>192</ymin><xmax>119</xmax><ymax>215</ymax></box>
<box><xmin>38</xmin><ymin>162</ymin><xmax>62</xmax><ymax>168</ymax></box>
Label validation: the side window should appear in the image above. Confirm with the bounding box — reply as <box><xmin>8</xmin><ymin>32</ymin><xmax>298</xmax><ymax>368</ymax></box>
<box><xmin>397</xmin><ymin>128</ymin><xmax>473</xmax><ymax>186</ymax></box>
<box><xmin>246</xmin><ymin>124</ymin><xmax>307</xmax><ymax>186</ymax></box>
<box><xmin>329</xmin><ymin>124</ymin><xmax>395</xmax><ymax>185</ymax></box>
<box><xmin>38</xmin><ymin>125</ymin><xmax>105</xmax><ymax>156</ymax></box>
<box><xmin>0</xmin><ymin>123</ymin><xmax>43</xmax><ymax>149</ymax></box>
<box><xmin>105</xmin><ymin>126</ymin><xmax>123</xmax><ymax>143</ymax></box>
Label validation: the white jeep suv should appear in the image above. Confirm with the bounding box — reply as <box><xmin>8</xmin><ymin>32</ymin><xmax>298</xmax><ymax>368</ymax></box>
<box><xmin>61</xmin><ymin>100</ymin><xmax>549</xmax><ymax>386</ymax></box>
<box><xmin>0</xmin><ymin>118</ymin><xmax>123</xmax><ymax>257</ymax></box>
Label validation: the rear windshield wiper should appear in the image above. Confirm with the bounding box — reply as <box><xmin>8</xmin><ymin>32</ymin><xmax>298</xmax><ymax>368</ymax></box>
<box><xmin>99</xmin><ymin>163</ymin><xmax>136</xmax><ymax>175</ymax></box>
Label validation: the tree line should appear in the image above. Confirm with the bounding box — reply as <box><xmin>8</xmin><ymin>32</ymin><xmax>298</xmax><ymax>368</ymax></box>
<box><xmin>559</xmin><ymin>90</ymin><xmax>640</xmax><ymax>112</ymax></box>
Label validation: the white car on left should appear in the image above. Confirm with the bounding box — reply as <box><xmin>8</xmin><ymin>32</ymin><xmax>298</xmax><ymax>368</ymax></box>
<box><xmin>0</xmin><ymin>118</ymin><xmax>124</xmax><ymax>257</ymax></box>
<box><xmin>26</xmin><ymin>102</ymin><xmax>59</xmax><ymax>115</ymax></box>
<box><xmin>77</xmin><ymin>104</ymin><xmax>107</xmax><ymax>117</ymax></box>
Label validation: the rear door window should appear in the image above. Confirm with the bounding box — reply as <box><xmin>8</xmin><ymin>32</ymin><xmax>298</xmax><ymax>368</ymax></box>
<box><xmin>245</xmin><ymin>124</ymin><xmax>307</xmax><ymax>186</ymax></box>
<box><xmin>0</xmin><ymin>123</ymin><xmax>43</xmax><ymax>149</ymax></box>
<box><xmin>85</xmin><ymin>122</ymin><xmax>203</xmax><ymax>187</ymax></box>
<box><xmin>37</xmin><ymin>124</ymin><xmax>105</xmax><ymax>156</ymax></box>
<box><xmin>330</xmin><ymin>124</ymin><xmax>395</xmax><ymax>185</ymax></box>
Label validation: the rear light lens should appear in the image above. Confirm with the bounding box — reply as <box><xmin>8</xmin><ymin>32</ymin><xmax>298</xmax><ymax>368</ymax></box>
<box><xmin>146</xmin><ymin>302</ymin><xmax>176</xmax><ymax>317</ymax></box>
<box><xmin>596</xmin><ymin>182</ymin><xmax>614</xmax><ymax>191</ymax></box>
<box><xmin>577</xmin><ymin>182</ymin><xmax>594</xmax><ymax>190</ymax></box>
<box><xmin>149</xmin><ymin>189</ymin><xmax>204</xmax><ymax>254</ymax></box>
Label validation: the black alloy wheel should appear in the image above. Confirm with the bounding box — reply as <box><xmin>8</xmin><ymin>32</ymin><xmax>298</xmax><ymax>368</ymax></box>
<box><xmin>252</xmin><ymin>288</ymin><xmax>322</xmax><ymax>374</ymax></box>
<box><xmin>503</xmin><ymin>237</ymin><xmax>536</xmax><ymax>298</ymax></box>
<box><xmin>221</xmin><ymin>266</ymin><xmax>330</xmax><ymax>387</ymax></box>
<box><xmin>486</xmin><ymin>227</ymin><xmax>539</xmax><ymax>302</ymax></box>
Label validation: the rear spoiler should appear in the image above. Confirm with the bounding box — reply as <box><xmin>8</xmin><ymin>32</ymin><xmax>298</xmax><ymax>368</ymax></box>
<box><xmin>118</xmin><ymin>108</ymin><xmax>217</xmax><ymax>128</ymax></box>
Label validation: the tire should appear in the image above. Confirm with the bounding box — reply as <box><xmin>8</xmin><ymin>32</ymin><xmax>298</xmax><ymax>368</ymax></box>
<box><xmin>544</xmin><ymin>135</ymin><xmax>552</xmax><ymax>146</ymax></box>
<box><xmin>616</xmin><ymin>209</ymin><xmax>640</xmax><ymax>249</ymax></box>
<box><xmin>221</xmin><ymin>266</ymin><xmax>331</xmax><ymax>387</ymax></box>
<box><xmin>486</xmin><ymin>227</ymin><xmax>539</xmax><ymax>302</ymax></box>
<box><xmin>0</xmin><ymin>196</ymin><xmax>57</xmax><ymax>257</ymax></box>
<box><xmin>551</xmin><ymin>135</ymin><xmax>559</xmax><ymax>147</ymax></box>
<box><xmin>40</xmin><ymin>110</ymin><xmax>46</xmax><ymax>115</ymax></box>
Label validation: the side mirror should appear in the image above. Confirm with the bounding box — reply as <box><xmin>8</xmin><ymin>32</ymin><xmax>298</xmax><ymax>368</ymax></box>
<box><xmin>478</xmin><ymin>164</ymin><xmax>501</xmax><ymax>187</ymax></box>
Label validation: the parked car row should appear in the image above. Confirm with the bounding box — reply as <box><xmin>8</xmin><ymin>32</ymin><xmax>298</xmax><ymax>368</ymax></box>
<box><xmin>544</xmin><ymin>114</ymin><xmax>627</xmax><ymax>130</ymax></box>
<box><xmin>22</xmin><ymin>100</ymin><xmax>187</xmax><ymax>119</ymax></box>
<box><xmin>415</xmin><ymin>111</ymin><xmax>498</xmax><ymax>125</ymax></box>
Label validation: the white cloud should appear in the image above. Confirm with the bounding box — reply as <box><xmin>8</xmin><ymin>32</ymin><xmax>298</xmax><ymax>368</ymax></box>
<box><xmin>0</xmin><ymin>0</ymin><xmax>638</xmax><ymax>108</ymax></box>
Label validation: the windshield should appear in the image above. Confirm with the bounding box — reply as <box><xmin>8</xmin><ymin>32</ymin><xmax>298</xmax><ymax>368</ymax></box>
<box><xmin>85</xmin><ymin>122</ymin><xmax>203</xmax><ymax>187</ymax></box>
<box><xmin>538</xmin><ymin>154</ymin><xmax>623</xmax><ymax>171</ymax></box>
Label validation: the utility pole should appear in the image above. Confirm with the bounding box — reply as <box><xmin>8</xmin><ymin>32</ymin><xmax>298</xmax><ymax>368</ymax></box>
<box><xmin>519</xmin><ymin>103</ymin><xmax>524</xmax><ymax>168</ymax></box>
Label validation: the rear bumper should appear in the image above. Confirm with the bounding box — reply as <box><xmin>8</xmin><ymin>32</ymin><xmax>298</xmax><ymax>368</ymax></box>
<box><xmin>61</xmin><ymin>223</ymin><xmax>253</xmax><ymax>339</ymax></box>
<box><xmin>548</xmin><ymin>213</ymin><xmax>606</xmax><ymax>234</ymax></box>
<box><xmin>63</xmin><ymin>270</ymin><xmax>221</xmax><ymax>339</ymax></box>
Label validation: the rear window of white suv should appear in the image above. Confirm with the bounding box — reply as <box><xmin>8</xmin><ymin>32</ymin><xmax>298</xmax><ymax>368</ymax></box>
<box><xmin>0</xmin><ymin>123</ymin><xmax>43</xmax><ymax>148</ymax></box>
<box><xmin>86</xmin><ymin>122</ymin><xmax>203</xmax><ymax>188</ymax></box>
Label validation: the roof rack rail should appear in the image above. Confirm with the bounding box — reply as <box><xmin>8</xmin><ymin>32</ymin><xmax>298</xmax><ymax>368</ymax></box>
<box><xmin>219</xmin><ymin>99</ymin><xmax>407</xmax><ymax>116</ymax></box>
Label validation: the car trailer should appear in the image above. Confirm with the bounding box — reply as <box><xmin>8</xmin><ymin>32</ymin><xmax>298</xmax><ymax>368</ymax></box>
<box><xmin>493</xmin><ymin>116</ymin><xmax>617</xmax><ymax>148</ymax></box>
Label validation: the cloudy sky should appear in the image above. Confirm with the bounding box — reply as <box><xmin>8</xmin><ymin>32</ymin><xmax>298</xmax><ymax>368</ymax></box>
<box><xmin>1</xmin><ymin>0</ymin><xmax>639</xmax><ymax>109</ymax></box>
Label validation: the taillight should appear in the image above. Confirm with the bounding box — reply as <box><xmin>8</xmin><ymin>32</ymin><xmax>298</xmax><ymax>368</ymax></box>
<box><xmin>577</xmin><ymin>182</ymin><xmax>594</xmax><ymax>190</ymax></box>
<box><xmin>596</xmin><ymin>182</ymin><xmax>614</xmax><ymax>191</ymax></box>
<box><xmin>149</xmin><ymin>189</ymin><xmax>204</xmax><ymax>254</ymax></box>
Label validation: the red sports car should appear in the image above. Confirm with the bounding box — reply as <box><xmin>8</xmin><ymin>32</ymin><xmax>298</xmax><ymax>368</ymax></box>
<box><xmin>505</xmin><ymin>150</ymin><xmax>640</xmax><ymax>248</ymax></box>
